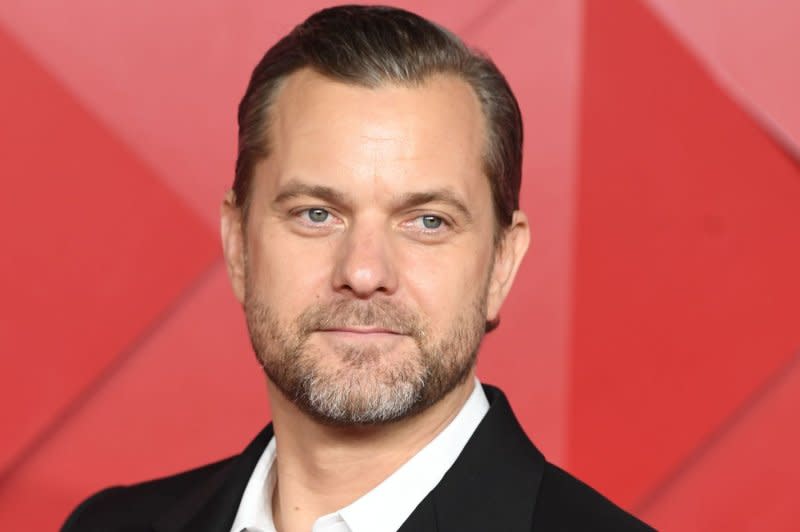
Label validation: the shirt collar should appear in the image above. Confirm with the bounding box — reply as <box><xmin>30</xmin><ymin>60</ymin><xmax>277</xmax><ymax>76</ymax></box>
<box><xmin>230</xmin><ymin>436</ymin><xmax>277</xmax><ymax>532</ymax></box>
<box><xmin>338</xmin><ymin>378</ymin><xmax>489</xmax><ymax>532</ymax></box>
<box><xmin>230</xmin><ymin>378</ymin><xmax>489</xmax><ymax>532</ymax></box>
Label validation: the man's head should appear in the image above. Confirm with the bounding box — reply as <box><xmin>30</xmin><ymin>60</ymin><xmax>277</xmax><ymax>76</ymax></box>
<box><xmin>221</xmin><ymin>5</ymin><xmax>529</xmax><ymax>426</ymax></box>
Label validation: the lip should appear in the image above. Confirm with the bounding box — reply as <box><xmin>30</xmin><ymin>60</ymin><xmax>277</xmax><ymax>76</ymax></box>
<box><xmin>318</xmin><ymin>327</ymin><xmax>402</xmax><ymax>335</ymax></box>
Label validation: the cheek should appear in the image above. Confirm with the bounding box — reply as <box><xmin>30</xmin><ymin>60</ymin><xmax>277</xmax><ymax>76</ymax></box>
<box><xmin>246</xmin><ymin>227</ymin><xmax>334</xmax><ymax>315</ymax></box>
<box><xmin>399</xmin><ymin>241</ymin><xmax>493</xmax><ymax>329</ymax></box>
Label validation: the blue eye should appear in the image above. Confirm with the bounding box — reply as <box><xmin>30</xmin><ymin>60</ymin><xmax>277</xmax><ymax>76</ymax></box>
<box><xmin>306</xmin><ymin>208</ymin><xmax>330</xmax><ymax>223</ymax></box>
<box><xmin>421</xmin><ymin>215</ymin><xmax>443</xmax><ymax>229</ymax></box>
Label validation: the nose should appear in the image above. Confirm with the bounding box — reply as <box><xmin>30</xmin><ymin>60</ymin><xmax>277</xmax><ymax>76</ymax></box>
<box><xmin>332</xmin><ymin>221</ymin><xmax>398</xmax><ymax>298</ymax></box>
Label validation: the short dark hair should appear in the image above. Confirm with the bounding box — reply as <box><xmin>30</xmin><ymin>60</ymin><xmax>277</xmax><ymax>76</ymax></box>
<box><xmin>233</xmin><ymin>4</ymin><xmax>523</xmax><ymax>237</ymax></box>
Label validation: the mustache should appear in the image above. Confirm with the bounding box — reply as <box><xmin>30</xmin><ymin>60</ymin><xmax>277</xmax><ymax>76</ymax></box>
<box><xmin>296</xmin><ymin>299</ymin><xmax>425</xmax><ymax>338</ymax></box>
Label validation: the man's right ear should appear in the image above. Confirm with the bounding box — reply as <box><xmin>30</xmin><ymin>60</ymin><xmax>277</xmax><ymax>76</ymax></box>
<box><xmin>221</xmin><ymin>190</ymin><xmax>246</xmax><ymax>305</ymax></box>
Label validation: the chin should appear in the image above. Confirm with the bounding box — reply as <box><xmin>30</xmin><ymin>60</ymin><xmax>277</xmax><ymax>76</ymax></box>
<box><xmin>299</xmin><ymin>370</ymin><xmax>426</xmax><ymax>426</ymax></box>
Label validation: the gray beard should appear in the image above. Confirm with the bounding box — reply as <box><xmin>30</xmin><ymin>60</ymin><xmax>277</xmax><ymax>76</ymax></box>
<box><xmin>243</xmin><ymin>289</ymin><xmax>487</xmax><ymax>426</ymax></box>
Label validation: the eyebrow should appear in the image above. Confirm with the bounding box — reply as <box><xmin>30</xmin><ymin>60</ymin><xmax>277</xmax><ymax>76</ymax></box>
<box><xmin>272</xmin><ymin>180</ymin><xmax>473</xmax><ymax>223</ymax></box>
<box><xmin>272</xmin><ymin>181</ymin><xmax>349</xmax><ymax>207</ymax></box>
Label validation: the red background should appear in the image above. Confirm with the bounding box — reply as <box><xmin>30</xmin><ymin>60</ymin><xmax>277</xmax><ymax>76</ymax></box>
<box><xmin>1</xmin><ymin>1</ymin><xmax>798</xmax><ymax>529</ymax></box>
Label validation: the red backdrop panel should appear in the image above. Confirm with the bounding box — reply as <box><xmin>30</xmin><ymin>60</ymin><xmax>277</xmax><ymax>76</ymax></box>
<box><xmin>0</xmin><ymin>26</ymin><xmax>218</xmax><ymax>474</ymax></box>
<box><xmin>572</xmin><ymin>0</ymin><xmax>800</xmax><ymax>511</ymax></box>
<box><xmin>646</xmin><ymin>0</ymin><xmax>800</xmax><ymax>155</ymax></box>
<box><xmin>640</xmin><ymin>355</ymin><xmax>800</xmax><ymax>530</ymax></box>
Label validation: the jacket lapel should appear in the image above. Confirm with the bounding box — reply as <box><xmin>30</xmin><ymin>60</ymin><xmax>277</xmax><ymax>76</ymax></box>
<box><xmin>152</xmin><ymin>425</ymin><xmax>274</xmax><ymax>532</ymax></box>
<box><xmin>398</xmin><ymin>385</ymin><xmax>545</xmax><ymax>532</ymax></box>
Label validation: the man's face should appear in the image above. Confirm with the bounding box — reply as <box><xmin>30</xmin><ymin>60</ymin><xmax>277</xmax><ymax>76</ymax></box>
<box><xmin>222</xmin><ymin>69</ymin><xmax>526</xmax><ymax>425</ymax></box>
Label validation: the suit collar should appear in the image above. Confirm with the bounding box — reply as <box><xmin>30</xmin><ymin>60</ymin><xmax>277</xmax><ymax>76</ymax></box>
<box><xmin>399</xmin><ymin>385</ymin><xmax>545</xmax><ymax>532</ymax></box>
<box><xmin>151</xmin><ymin>384</ymin><xmax>543</xmax><ymax>532</ymax></box>
<box><xmin>152</xmin><ymin>425</ymin><xmax>274</xmax><ymax>532</ymax></box>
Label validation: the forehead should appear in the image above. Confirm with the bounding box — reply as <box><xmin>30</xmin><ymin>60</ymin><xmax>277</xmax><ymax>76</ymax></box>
<box><xmin>260</xmin><ymin>68</ymin><xmax>488</xmax><ymax>199</ymax></box>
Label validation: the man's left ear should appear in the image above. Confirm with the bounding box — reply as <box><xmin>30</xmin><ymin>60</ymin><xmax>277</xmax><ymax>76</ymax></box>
<box><xmin>486</xmin><ymin>210</ymin><xmax>530</xmax><ymax>322</ymax></box>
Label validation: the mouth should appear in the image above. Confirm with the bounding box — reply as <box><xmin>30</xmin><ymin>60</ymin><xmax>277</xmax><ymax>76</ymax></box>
<box><xmin>317</xmin><ymin>327</ymin><xmax>403</xmax><ymax>335</ymax></box>
<box><xmin>314</xmin><ymin>327</ymin><xmax>407</xmax><ymax>344</ymax></box>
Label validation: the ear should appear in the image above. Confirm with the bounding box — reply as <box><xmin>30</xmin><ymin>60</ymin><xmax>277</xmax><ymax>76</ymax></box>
<box><xmin>486</xmin><ymin>210</ymin><xmax>530</xmax><ymax>322</ymax></box>
<box><xmin>221</xmin><ymin>190</ymin><xmax>246</xmax><ymax>305</ymax></box>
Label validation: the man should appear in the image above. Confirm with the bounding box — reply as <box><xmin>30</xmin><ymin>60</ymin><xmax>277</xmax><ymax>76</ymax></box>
<box><xmin>63</xmin><ymin>5</ymin><xmax>652</xmax><ymax>531</ymax></box>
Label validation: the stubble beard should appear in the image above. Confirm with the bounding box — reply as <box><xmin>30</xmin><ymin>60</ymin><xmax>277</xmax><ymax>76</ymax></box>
<box><xmin>243</xmin><ymin>284</ymin><xmax>488</xmax><ymax>427</ymax></box>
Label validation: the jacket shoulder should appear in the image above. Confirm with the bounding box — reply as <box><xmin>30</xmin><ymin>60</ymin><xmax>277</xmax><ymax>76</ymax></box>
<box><xmin>61</xmin><ymin>456</ymin><xmax>235</xmax><ymax>532</ymax></box>
<box><xmin>532</xmin><ymin>462</ymin><xmax>655</xmax><ymax>531</ymax></box>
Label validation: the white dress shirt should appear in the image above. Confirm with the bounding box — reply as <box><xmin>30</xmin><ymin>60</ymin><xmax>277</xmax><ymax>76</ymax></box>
<box><xmin>230</xmin><ymin>379</ymin><xmax>490</xmax><ymax>532</ymax></box>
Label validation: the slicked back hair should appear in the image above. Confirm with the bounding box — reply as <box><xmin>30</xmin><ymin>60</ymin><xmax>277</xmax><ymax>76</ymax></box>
<box><xmin>233</xmin><ymin>4</ymin><xmax>523</xmax><ymax>238</ymax></box>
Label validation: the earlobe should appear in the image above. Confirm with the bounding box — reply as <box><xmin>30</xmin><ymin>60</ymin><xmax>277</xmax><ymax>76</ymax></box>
<box><xmin>221</xmin><ymin>190</ymin><xmax>247</xmax><ymax>305</ymax></box>
<box><xmin>486</xmin><ymin>210</ymin><xmax>530</xmax><ymax>321</ymax></box>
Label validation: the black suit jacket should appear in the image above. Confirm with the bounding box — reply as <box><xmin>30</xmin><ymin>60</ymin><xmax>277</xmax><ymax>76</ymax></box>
<box><xmin>62</xmin><ymin>385</ymin><xmax>654</xmax><ymax>531</ymax></box>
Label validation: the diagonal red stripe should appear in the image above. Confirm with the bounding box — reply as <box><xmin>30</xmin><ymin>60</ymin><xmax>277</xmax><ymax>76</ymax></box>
<box><xmin>638</xmin><ymin>350</ymin><xmax>800</xmax><ymax>530</ymax></box>
<box><xmin>0</xmin><ymin>25</ymin><xmax>218</xmax><ymax>474</ymax></box>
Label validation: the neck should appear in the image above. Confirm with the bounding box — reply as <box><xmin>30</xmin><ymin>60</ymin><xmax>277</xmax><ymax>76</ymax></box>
<box><xmin>266</xmin><ymin>374</ymin><xmax>476</xmax><ymax>532</ymax></box>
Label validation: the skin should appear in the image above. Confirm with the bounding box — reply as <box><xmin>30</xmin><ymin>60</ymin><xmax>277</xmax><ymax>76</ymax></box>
<box><xmin>221</xmin><ymin>68</ymin><xmax>530</xmax><ymax>532</ymax></box>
